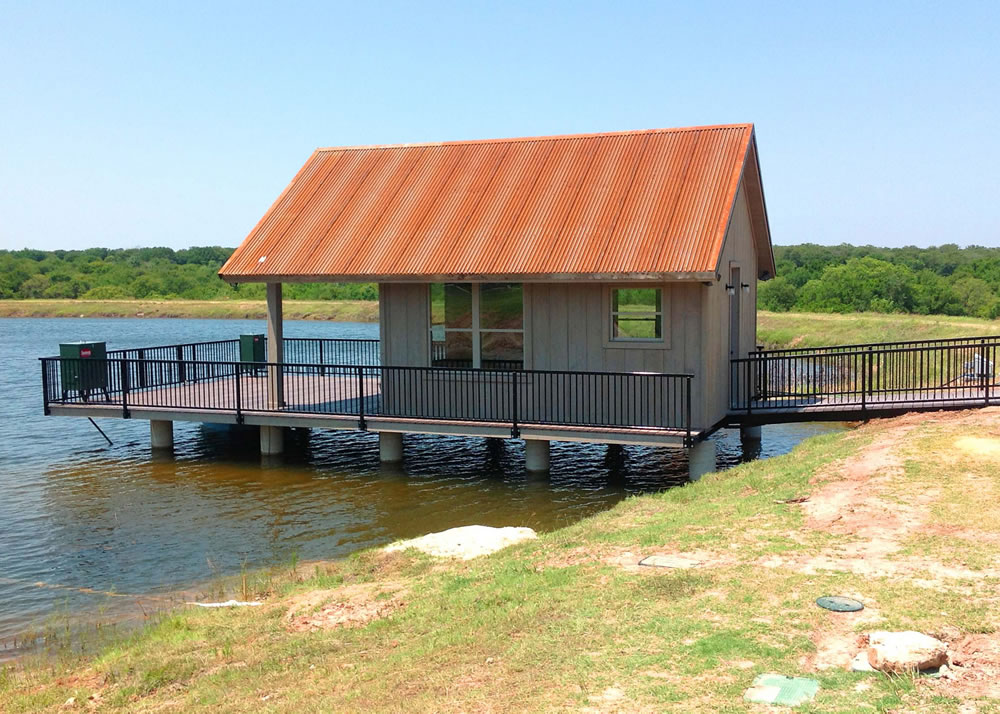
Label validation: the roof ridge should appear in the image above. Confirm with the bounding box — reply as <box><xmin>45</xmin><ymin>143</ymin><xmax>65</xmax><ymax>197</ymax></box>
<box><xmin>315</xmin><ymin>123</ymin><xmax>753</xmax><ymax>153</ymax></box>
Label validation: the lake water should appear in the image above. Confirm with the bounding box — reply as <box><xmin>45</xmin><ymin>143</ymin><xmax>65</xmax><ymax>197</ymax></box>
<box><xmin>0</xmin><ymin>317</ymin><xmax>845</xmax><ymax>657</ymax></box>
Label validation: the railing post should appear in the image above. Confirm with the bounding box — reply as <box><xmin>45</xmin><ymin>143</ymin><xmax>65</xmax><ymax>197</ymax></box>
<box><xmin>41</xmin><ymin>359</ymin><xmax>51</xmax><ymax>415</ymax></box>
<box><xmin>234</xmin><ymin>364</ymin><xmax>243</xmax><ymax>424</ymax></box>
<box><xmin>120</xmin><ymin>360</ymin><xmax>131</xmax><ymax>419</ymax></box>
<box><xmin>685</xmin><ymin>376</ymin><xmax>692</xmax><ymax>447</ymax></box>
<box><xmin>318</xmin><ymin>340</ymin><xmax>325</xmax><ymax>376</ymax></box>
<box><xmin>138</xmin><ymin>349</ymin><xmax>148</xmax><ymax>388</ymax></box>
<box><xmin>729</xmin><ymin>358</ymin><xmax>740</xmax><ymax>411</ymax></box>
<box><xmin>511</xmin><ymin>370</ymin><xmax>520</xmax><ymax>438</ymax></box>
<box><xmin>760</xmin><ymin>352</ymin><xmax>769</xmax><ymax>400</ymax></box>
<box><xmin>861</xmin><ymin>348</ymin><xmax>869</xmax><ymax>412</ymax></box>
<box><xmin>745</xmin><ymin>358</ymin><xmax>752</xmax><ymax>415</ymax></box>
<box><xmin>357</xmin><ymin>365</ymin><xmax>367</xmax><ymax>431</ymax></box>
<box><xmin>982</xmin><ymin>339</ymin><xmax>989</xmax><ymax>406</ymax></box>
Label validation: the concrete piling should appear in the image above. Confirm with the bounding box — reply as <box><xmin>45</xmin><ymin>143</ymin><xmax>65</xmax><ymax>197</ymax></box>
<box><xmin>260</xmin><ymin>425</ymin><xmax>284</xmax><ymax>456</ymax></box>
<box><xmin>150</xmin><ymin>420</ymin><xmax>174</xmax><ymax>450</ymax></box>
<box><xmin>524</xmin><ymin>439</ymin><xmax>550</xmax><ymax>472</ymax></box>
<box><xmin>688</xmin><ymin>440</ymin><xmax>716</xmax><ymax>481</ymax></box>
<box><xmin>379</xmin><ymin>431</ymin><xmax>404</xmax><ymax>463</ymax></box>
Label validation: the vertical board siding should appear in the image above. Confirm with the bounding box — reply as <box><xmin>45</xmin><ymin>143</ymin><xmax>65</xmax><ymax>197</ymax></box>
<box><xmin>380</xmin><ymin>283</ymin><xmax>429</xmax><ymax>367</ymax></box>
<box><xmin>701</xmin><ymin>177</ymin><xmax>758</xmax><ymax>427</ymax></box>
<box><xmin>526</xmin><ymin>282</ymin><xmax>704</xmax><ymax>426</ymax></box>
<box><xmin>382</xmin><ymin>279</ymin><xmax>723</xmax><ymax>430</ymax></box>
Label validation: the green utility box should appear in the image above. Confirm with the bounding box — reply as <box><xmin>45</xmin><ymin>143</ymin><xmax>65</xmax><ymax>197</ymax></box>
<box><xmin>59</xmin><ymin>341</ymin><xmax>109</xmax><ymax>400</ymax></box>
<box><xmin>240</xmin><ymin>334</ymin><xmax>266</xmax><ymax>374</ymax></box>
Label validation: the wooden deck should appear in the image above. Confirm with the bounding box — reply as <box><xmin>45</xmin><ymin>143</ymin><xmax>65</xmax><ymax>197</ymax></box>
<box><xmin>44</xmin><ymin>362</ymin><xmax>997</xmax><ymax>443</ymax></box>
<box><xmin>46</xmin><ymin>372</ymin><xmax>695</xmax><ymax>447</ymax></box>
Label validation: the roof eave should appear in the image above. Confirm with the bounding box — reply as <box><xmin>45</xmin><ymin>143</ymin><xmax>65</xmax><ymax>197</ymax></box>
<box><xmin>217</xmin><ymin>271</ymin><xmax>719</xmax><ymax>284</ymax></box>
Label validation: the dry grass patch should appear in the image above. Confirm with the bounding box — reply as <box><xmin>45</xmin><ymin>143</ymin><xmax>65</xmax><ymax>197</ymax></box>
<box><xmin>283</xmin><ymin>581</ymin><xmax>406</xmax><ymax>632</ymax></box>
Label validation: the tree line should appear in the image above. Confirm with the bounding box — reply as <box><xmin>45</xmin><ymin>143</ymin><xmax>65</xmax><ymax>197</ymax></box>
<box><xmin>760</xmin><ymin>244</ymin><xmax>1000</xmax><ymax>319</ymax></box>
<box><xmin>1</xmin><ymin>243</ymin><xmax>998</xmax><ymax>319</ymax></box>
<box><xmin>0</xmin><ymin>247</ymin><xmax>376</xmax><ymax>302</ymax></box>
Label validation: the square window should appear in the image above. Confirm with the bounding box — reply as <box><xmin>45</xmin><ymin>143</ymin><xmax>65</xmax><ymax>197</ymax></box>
<box><xmin>611</xmin><ymin>288</ymin><xmax>663</xmax><ymax>341</ymax></box>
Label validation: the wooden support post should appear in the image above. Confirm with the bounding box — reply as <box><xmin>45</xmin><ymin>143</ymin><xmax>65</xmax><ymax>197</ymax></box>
<box><xmin>266</xmin><ymin>282</ymin><xmax>284</xmax><ymax>409</ymax></box>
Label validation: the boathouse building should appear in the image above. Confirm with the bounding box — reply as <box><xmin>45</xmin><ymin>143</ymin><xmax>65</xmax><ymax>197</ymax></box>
<box><xmin>217</xmin><ymin>124</ymin><xmax>774</xmax><ymax>469</ymax></box>
<box><xmin>40</xmin><ymin>125</ymin><xmax>998</xmax><ymax>474</ymax></box>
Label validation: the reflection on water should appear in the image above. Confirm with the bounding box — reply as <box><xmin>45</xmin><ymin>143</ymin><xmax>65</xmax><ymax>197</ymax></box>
<box><xmin>0</xmin><ymin>318</ymin><xmax>845</xmax><ymax>656</ymax></box>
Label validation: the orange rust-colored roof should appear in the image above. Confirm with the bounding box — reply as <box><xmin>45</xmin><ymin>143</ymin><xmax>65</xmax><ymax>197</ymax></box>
<box><xmin>220</xmin><ymin>124</ymin><xmax>774</xmax><ymax>283</ymax></box>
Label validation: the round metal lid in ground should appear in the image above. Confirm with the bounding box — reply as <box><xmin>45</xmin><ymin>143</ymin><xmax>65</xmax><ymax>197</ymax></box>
<box><xmin>816</xmin><ymin>596</ymin><xmax>864</xmax><ymax>612</ymax></box>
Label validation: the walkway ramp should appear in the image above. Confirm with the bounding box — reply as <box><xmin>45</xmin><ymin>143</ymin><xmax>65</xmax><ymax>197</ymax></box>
<box><xmin>729</xmin><ymin>336</ymin><xmax>999</xmax><ymax>424</ymax></box>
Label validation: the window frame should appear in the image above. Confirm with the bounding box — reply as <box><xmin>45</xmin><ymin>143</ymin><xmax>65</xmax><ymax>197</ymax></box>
<box><xmin>429</xmin><ymin>283</ymin><xmax>524</xmax><ymax>369</ymax></box>
<box><xmin>604</xmin><ymin>284</ymin><xmax>670</xmax><ymax>349</ymax></box>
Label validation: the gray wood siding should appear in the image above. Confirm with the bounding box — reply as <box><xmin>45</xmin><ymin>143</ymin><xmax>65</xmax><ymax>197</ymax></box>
<box><xmin>379</xmin><ymin>282</ymin><xmax>429</xmax><ymax>367</ymax></box>
<box><xmin>526</xmin><ymin>282</ymin><xmax>705</xmax><ymax>427</ymax></box>
<box><xmin>378</xmin><ymin>271</ymin><xmax>756</xmax><ymax>432</ymax></box>
<box><xmin>701</xmin><ymin>178</ymin><xmax>758</xmax><ymax>426</ymax></box>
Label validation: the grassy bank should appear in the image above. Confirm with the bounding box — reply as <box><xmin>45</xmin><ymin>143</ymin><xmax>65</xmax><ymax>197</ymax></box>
<box><xmin>0</xmin><ymin>299</ymin><xmax>379</xmax><ymax>322</ymax></box>
<box><xmin>4</xmin><ymin>408</ymin><xmax>1000</xmax><ymax>711</ymax></box>
<box><xmin>759</xmin><ymin>310</ymin><xmax>998</xmax><ymax>348</ymax></box>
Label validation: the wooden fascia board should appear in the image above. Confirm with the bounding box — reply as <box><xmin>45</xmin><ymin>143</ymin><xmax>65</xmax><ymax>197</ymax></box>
<box><xmin>217</xmin><ymin>271</ymin><xmax>719</xmax><ymax>284</ymax></box>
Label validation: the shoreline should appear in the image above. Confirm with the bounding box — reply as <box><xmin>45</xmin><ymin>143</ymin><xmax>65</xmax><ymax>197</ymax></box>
<box><xmin>4</xmin><ymin>408</ymin><xmax>999</xmax><ymax>710</ymax></box>
<box><xmin>0</xmin><ymin>299</ymin><xmax>379</xmax><ymax>322</ymax></box>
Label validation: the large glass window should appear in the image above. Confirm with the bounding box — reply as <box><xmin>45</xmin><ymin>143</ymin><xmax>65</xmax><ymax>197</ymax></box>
<box><xmin>479</xmin><ymin>283</ymin><xmax>523</xmax><ymax>368</ymax></box>
<box><xmin>430</xmin><ymin>283</ymin><xmax>474</xmax><ymax>367</ymax></box>
<box><xmin>611</xmin><ymin>288</ymin><xmax>663</xmax><ymax>341</ymax></box>
<box><xmin>430</xmin><ymin>283</ymin><xmax>523</xmax><ymax>368</ymax></box>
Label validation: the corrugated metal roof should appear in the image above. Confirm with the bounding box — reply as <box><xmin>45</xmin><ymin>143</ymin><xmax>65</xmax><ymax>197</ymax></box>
<box><xmin>220</xmin><ymin>123</ymin><xmax>771</xmax><ymax>282</ymax></box>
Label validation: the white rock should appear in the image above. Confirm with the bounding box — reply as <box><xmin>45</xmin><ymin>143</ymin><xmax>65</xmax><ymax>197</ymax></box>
<box><xmin>850</xmin><ymin>652</ymin><xmax>876</xmax><ymax>672</ymax></box>
<box><xmin>639</xmin><ymin>554</ymin><xmax>703</xmax><ymax>569</ymax></box>
<box><xmin>384</xmin><ymin>525</ymin><xmax>537</xmax><ymax>560</ymax></box>
<box><xmin>189</xmin><ymin>600</ymin><xmax>262</xmax><ymax>608</ymax></box>
<box><xmin>867</xmin><ymin>631</ymin><xmax>948</xmax><ymax>673</ymax></box>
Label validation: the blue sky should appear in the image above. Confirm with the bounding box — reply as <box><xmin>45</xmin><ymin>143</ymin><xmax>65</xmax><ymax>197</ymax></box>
<box><xmin>1</xmin><ymin>0</ymin><xmax>997</xmax><ymax>251</ymax></box>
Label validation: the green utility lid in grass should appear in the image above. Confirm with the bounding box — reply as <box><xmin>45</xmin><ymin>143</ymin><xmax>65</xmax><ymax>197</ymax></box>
<box><xmin>744</xmin><ymin>674</ymin><xmax>819</xmax><ymax>707</ymax></box>
<box><xmin>816</xmin><ymin>595</ymin><xmax>864</xmax><ymax>612</ymax></box>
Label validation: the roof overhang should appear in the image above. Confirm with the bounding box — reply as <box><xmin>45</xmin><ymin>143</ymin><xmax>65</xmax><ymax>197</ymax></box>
<box><xmin>223</xmin><ymin>271</ymin><xmax>719</xmax><ymax>284</ymax></box>
<box><xmin>738</xmin><ymin>131</ymin><xmax>776</xmax><ymax>280</ymax></box>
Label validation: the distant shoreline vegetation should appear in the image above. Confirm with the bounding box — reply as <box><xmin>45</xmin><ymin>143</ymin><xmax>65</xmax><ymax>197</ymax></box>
<box><xmin>0</xmin><ymin>246</ymin><xmax>376</xmax><ymax>303</ymax></box>
<box><xmin>1</xmin><ymin>244</ymin><xmax>998</xmax><ymax>319</ymax></box>
<box><xmin>761</xmin><ymin>244</ymin><xmax>1000</xmax><ymax>319</ymax></box>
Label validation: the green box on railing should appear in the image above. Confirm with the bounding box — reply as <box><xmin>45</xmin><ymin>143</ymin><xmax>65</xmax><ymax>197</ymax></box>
<box><xmin>59</xmin><ymin>341</ymin><xmax>108</xmax><ymax>396</ymax></box>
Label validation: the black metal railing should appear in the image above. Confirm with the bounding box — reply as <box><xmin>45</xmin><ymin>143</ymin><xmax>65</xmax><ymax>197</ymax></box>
<box><xmin>52</xmin><ymin>337</ymin><xmax>381</xmax><ymax>390</ymax></box>
<box><xmin>732</xmin><ymin>338</ymin><xmax>999</xmax><ymax>413</ymax></box>
<box><xmin>107</xmin><ymin>339</ymin><xmax>243</xmax><ymax>388</ymax></box>
<box><xmin>40</xmin><ymin>356</ymin><xmax>693</xmax><ymax>439</ymax></box>
<box><xmin>282</xmin><ymin>337</ymin><xmax>381</xmax><ymax>366</ymax></box>
<box><xmin>751</xmin><ymin>334</ymin><xmax>1000</xmax><ymax>358</ymax></box>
